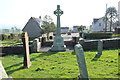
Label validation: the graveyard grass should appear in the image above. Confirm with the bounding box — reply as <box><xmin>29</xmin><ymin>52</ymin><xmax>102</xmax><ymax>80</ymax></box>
<box><xmin>2</xmin><ymin>49</ymin><xmax>119</xmax><ymax>78</ymax></box>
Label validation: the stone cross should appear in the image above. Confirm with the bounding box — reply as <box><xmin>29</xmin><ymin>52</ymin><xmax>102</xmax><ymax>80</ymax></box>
<box><xmin>54</xmin><ymin>5</ymin><xmax>63</xmax><ymax>35</ymax></box>
<box><xmin>50</xmin><ymin>5</ymin><xmax>66</xmax><ymax>51</ymax></box>
<box><xmin>96</xmin><ymin>40</ymin><xmax>103</xmax><ymax>56</ymax></box>
<box><xmin>75</xmin><ymin>44</ymin><xmax>89</xmax><ymax>80</ymax></box>
<box><xmin>22</xmin><ymin>32</ymin><xmax>31</xmax><ymax>68</ymax></box>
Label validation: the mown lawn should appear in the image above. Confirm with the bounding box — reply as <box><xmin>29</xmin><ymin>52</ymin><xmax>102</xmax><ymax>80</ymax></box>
<box><xmin>1</xmin><ymin>49</ymin><xmax>119</xmax><ymax>78</ymax></box>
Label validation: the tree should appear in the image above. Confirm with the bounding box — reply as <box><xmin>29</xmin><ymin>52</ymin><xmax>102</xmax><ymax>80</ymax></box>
<box><xmin>11</xmin><ymin>26</ymin><xmax>21</xmax><ymax>34</ymax></box>
<box><xmin>106</xmin><ymin>7</ymin><xmax>117</xmax><ymax>32</ymax></box>
<box><xmin>43</xmin><ymin>15</ymin><xmax>53</xmax><ymax>23</ymax></box>
<box><xmin>78</xmin><ymin>25</ymin><xmax>86</xmax><ymax>32</ymax></box>
<box><xmin>41</xmin><ymin>15</ymin><xmax>56</xmax><ymax>39</ymax></box>
<box><xmin>77</xmin><ymin>25</ymin><xmax>86</xmax><ymax>37</ymax></box>
<box><xmin>11</xmin><ymin>27</ymin><xmax>14</xmax><ymax>33</ymax></box>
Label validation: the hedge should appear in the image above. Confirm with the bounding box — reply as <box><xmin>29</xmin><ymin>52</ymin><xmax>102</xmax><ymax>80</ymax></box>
<box><xmin>0</xmin><ymin>34</ymin><xmax>8</xmax><ymax>41</ymax></box>
<box><xmin>0</xmin><ymin>34</ymin><xmax>20</xmax><ymax>41</ymax></box>
<box><xmin>83</xmin><ymin>32</ymin><xmax>112</xmax><ymax>39</ymax></box>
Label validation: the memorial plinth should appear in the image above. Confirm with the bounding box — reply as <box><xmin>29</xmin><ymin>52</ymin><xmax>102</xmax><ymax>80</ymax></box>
<box><xmin>50</xmin><ymin>5</ymin><xmax>66</xmax><ymax>51</ymax></box>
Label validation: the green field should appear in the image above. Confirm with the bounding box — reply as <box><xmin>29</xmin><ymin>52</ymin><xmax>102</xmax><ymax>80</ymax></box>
<box><xmin>0</xmin><ymin>40</ymin><xmax>22</xmax><ymax>46</ymax></box>
<box><xmin>0</xmin><ymin>40</ymin><xmax>33</xmax><ymax>46</ymax></box>
<box><xmin>1</xmin><ymin>49</ymin><xmax>119</xmax><ymax>78</ymax></box>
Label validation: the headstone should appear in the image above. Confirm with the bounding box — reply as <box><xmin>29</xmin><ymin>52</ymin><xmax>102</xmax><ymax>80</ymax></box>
<box><xmin>22</xmin><ymin>32</ymin><xmax>31</xmax><ymax>68</ymax></box>
<box><xmin>75</xmin><ymin>44</ymin><xmax>89</xmax><ymax>80</ymax></box>
<box><xmin>32</xmin><ymin>38</ymin><xmax>41</xmax><ymax>52</ymax></box>
<box><xmin>72</xmin><ymin>37</ymin><xmax>79</xmax><ymax>48</ymax></box>
<box><xmin>96</xmin><ymin>40</ymin><xmax>103</xmax><ymax>56</ymax></box>
<box><xmin>72</xmin><ymin>37</ymin><xmax>79</xmax><ymax>43</ymax></box>
<box><xmin>79</xmin><ymin>38</ymin><xmax>84</xmax><ymax>45</ymax></box>
<box><xmin>50</xmin><ymin>5</ymin><xmax>66</xmax><ymax>51</ymax></box>
<box><xmin>0</xmin><ymin>60</ymin><xmax>8</xmax><ymax>79</ymax></box>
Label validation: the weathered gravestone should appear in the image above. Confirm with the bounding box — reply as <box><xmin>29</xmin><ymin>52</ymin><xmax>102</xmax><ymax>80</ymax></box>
<box><xmin>75</xmin><ymin>44</ymin><xmax>89</xmax><ymax>80</ymax></box>
<box><xmin>50</xmin><ymin>5</ymin><xmax>66</xmax><ymax>51</ymax></box>
<box><xmin>79</xmin><ymin>38</ymin><xmax>84</xmax><ymax>45</ymax></box>
<box><xmin>96</xmin><ymin>40</ymin><xmax>103</xmax><ymax>56</ymax></box>
<box><xmin>22</xmin><ymin>32</ymin><xmax>31</xmax><ymax>68</ymax></box>
<box><xmin>0</xmin><ymin>60</ymin><xmax>8</xmax><ymax>79</ymax></box>
<box><xmin>32</xmin><ymin>38</ymin><xmax>41</xmax><ymax>52</ymax></box>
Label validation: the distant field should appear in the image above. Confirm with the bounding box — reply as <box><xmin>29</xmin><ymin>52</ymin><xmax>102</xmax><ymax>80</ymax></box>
<box><xmin>2</xmin><ymin>49</ymin><xmax>119</xmax><ymax>78</ymax></box>
<box><xmin>0</xmin><ymin>40</ymin><xmax>22</xmax><ymax>46</ymax></box>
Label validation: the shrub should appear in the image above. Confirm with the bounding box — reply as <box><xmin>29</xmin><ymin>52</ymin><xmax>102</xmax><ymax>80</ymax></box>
<box><xmin>112</xmin><ymin>34</ymin><xmax>120</xmax><ymax>37</ymax></box>
<box><xmin>9</xmin><ymin>33</ymin><xmax>16</xmax><ymax>39</ymax></box>
<box><xmin>83</xmin><ymin>32</ymin><xmax>112</xmax><ymax>39</ymax></box>
<box><xmin>0</xmin><ymin>34</ymin><xmax>8</xmax><ymax>41</ymax></box>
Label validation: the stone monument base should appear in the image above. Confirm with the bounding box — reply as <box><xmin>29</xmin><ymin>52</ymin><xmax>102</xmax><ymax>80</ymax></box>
<box><xmin>50</xmin><ymin>36</ymin><xmax>66</xmax><ymax>52</ymax></box>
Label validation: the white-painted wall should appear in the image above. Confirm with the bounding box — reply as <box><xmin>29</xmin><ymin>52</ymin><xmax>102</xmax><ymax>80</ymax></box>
<box><xmin>118</xmin><ymin>1</ymin><xmax>120</xmax><ymax>22</ymax></box>
<box><xmin>91</xmin><ymin>18</ymin><xmax>105</xmax><ymax>31</ymax></box>
<box><xmin>90</xmin><ymin>17</ymin><xmax>115</xmax><ymax>31</ymax></box>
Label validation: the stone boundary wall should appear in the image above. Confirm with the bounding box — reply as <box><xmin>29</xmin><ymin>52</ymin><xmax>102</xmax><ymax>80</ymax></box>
<box><xmin>0</xmin><ymin>38</ymin><xmax>119</xmax><ymax>56</ymax></box>
<box><xmin>41</xmin><ymin>38</ymin><xmax>120</xmax><ymax>51</ymax></box>
<box><xmin>81</xmin><ymin>38</ymin><xmax>120</xmax><ymax>51</ymax></box>
<box><xmin>0</xmin><ymin>45</ymin><xmax>33</xmax><ymax>56</ymax></box>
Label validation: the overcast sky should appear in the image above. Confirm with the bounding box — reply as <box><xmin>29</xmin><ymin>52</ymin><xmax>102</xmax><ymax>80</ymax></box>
<box><xmin>0</xmin><ymin>0</ymin><xmax>119</xmax><ymax>29</ymax></box>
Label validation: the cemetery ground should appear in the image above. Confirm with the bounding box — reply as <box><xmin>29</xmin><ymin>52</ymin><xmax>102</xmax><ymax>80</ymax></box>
<box><xmin>1</xmin><ymin>49</ymin><xmax>119</xmax><ymax>78</ymax></box>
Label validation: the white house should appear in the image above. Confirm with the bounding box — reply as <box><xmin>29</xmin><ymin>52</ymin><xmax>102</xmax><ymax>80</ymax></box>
<box><xmin>60</xmin><ymin>27</ymin><xmax>69</xmax><ymax>33</ymax></box>
<box><xmin>72</xmin><ymin>26</ymin><xmax>79</xmax><ymax>33</ymax></box>
<box><xmin>90</xmin><ymin>18</ymin><xmax>105</xmax><ymax>31</ymax></box>
<box><xmin>22</xmin><ymin>17</ymin><xmax>43</xmax><ymax>40</ymax></box>
<box><xmin>90</xmin><ymin>17</ymin><xmax>116</xmax><ymax>32</ymax></box>
<box><xmin>118</xmin><ymin>1</ymin><xmax>120</xmax><ymax>22</ymax></box>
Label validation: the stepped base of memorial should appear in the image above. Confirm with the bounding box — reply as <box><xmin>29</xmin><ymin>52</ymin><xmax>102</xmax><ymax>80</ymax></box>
<box><xmin>50</xmin><ymin>45</ymin><xmax>66</xmax><ymax>52</ymax></box>
<box><xmin>50</xmin><ymin>36</ymin><xmax>66</xmax><ymax>52</ymax></box>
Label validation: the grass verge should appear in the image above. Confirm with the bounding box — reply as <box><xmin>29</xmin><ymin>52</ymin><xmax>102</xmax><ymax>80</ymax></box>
<box><xmin>1</xmin><ymin>49</ymin><xmax>119</xmax><ymax>78</ymax></box>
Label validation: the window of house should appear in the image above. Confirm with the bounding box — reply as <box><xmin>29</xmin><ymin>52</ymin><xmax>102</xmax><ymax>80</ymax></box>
<box><xmin>99</xmin><ymin>23</ymin><xmax>101</xmax><ymax>26</ymax></box>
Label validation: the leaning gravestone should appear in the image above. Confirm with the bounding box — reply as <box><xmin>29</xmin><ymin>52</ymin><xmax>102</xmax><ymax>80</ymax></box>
<box><xmin>22</xmin><ymin>32</ymin><xmax>31</xmax><ymax>68</ymax></box>
<box><xmin>75</xmin><ymin>44</ymin><xmax>89</xmax><ymax>80</ymax></box>
<box><xmin>96</xmin><ymin>40</ymin><xmax>103</xmax><ymax>56</ymax></box>
<box><xmin>0</xmin><ymin>60</ymin><xmax>8</xmax><ymax>79</ymax></box>
<box><xmin>50</xmin><ymin>5</ymin><xmax>66</xmax><ymax>51</ymax></box>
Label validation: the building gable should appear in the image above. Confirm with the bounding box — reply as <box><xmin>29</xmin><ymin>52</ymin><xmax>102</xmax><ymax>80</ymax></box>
<box><xmin>22</xmin><ymin>17</ymin><xmax>42</xmax><ymax>40</ymax></box>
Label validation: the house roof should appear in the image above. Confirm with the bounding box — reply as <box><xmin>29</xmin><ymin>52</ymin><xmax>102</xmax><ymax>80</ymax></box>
<box><xmin>93</xmin><ymin>19</ymin><xmax>99</xmax><ymax>24</ymax></box>
<box><xmin>22</xmin><ymin>17</ymin><xmax>43</xmax><ymax>31</ymax></box>
<box><xmin>93</xmin><ymin>17</ymin><xmax>105</xmax><ymax>24</ymax></box>
<box><xmin>73</xmin><ymin>26</ymin><xmax>79</xmax><ymax>28</ymax></box>
<box><xmin>32</xmin><ymin>17</ymin><xmax>43</xmax><ymax>29</ymax></box>
<box><xmin>32</xmin><ymin>17</ymin><xmax>42</xmax><ymax>24</ymax></box>
<box><xmin>61</xmin><ymin>27</ymin><xmax>69</xmax><ymax>29</ymax></box>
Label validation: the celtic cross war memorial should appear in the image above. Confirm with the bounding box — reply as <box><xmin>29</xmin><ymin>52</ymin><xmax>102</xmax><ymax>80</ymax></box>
<box><xmin>50</xmin><ymin>5</ymin><xmax>66</xmax><ymax>51</ymax></box>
